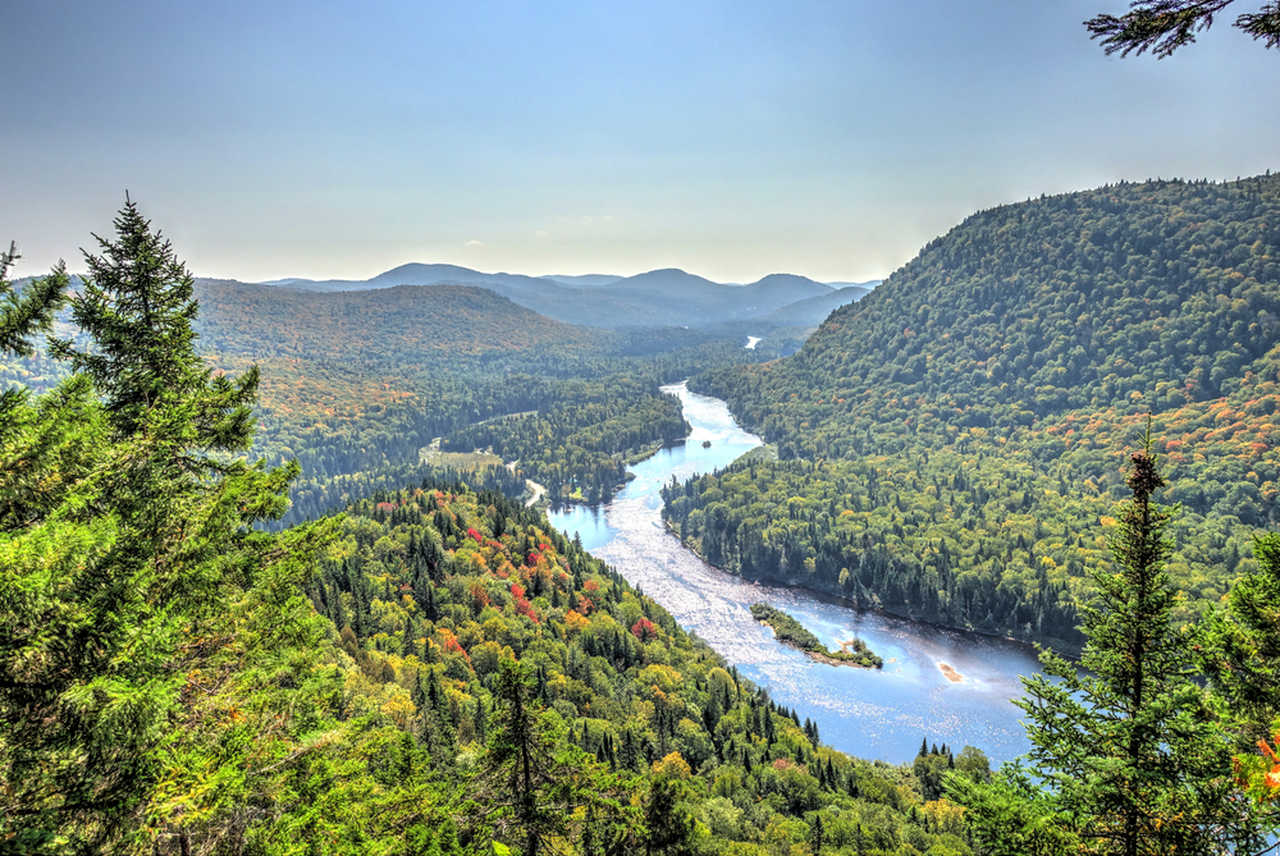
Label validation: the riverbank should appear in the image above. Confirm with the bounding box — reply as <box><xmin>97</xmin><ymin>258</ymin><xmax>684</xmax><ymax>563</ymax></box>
<box><xmin>666</xmin><ymin>518</ymin><xmax>1078</xmax><ymax>657</ymax></box>
<box><xmin>547</xmin><ymin>380</ymin><xmax>1043</xmax><ymax>764</ymax></box>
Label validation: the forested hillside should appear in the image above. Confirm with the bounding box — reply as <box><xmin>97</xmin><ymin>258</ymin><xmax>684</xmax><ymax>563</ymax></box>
<box><xmin>672</xmin><ymin>173</ymin><xmax>1280</xmax><ymax>646</ymax></box>
<box><xmin>0</xmin><ymin>278</ymin><xmax>773</xmax><ymax>524</ymax></box>
<box><xmin>295</xmin><ymin>484</ymin><xmax>980</xmax><ymax>854</ymax></box>
<box><xmin>0</xmin><ymin>205</ymin><xmax>983</xmax><ymax>854</ymax></box>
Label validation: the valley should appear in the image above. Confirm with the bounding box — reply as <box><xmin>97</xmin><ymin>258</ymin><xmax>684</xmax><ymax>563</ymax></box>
<box><xmin>8</xmin><ymin>2</ymin><xmax>1280</xmax><ymax>850</ymax></box>
<box><xmin>549</xmin><ymin>383</ymin><xmax>1040</xmax><ymax>764</ymax></box>
<box><xmin>6</xmin><ymin>172</ymin><xmax>1280</xmax><ymax>854</ymax></box>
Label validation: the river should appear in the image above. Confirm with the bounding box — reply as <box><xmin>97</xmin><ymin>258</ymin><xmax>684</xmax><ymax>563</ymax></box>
<box><xmin>548</xmin><ymin>381</ymin><xmax>1044</xmax><ymax>765</ymax></box>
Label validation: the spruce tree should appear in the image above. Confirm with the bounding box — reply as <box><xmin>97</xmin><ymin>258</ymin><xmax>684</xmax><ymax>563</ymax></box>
<box><xmin>1202</xmin><ymin>533</ymin><xmax>1280</xmax><ymax>833</ymax></box>
<box><xmin>51</xmin><ymin>195</ymin><xmax>258</xmax><ymax>452</ymax></box>
<box><xmin>0</xmin><ymin>201</ymin><xmax>312</xmax><ymax>853</ymax></box>
<box><xmin>0</xmin><ymin>242</ymin><xmax>67</xmax><ymax>357</ymax></box>
<box><xmin>1005</xmin><ymin>441</ymin><xmax>1246</xmax><ymax>854</ymax></box>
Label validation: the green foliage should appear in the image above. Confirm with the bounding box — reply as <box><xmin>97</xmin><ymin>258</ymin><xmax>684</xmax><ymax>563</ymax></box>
<box><xmin>959</xmin><ymin>449</ymin><xmax>1264</xmax><ymax>854</ymax></box>
<box><xmin>441</xmin><ymin>376</ymin><xmax>689</xmax><ymax>506</ymax></box>
<box><xmin>0</xmin><ymin>203</ymin><xmax>335</xmax><ymax>853</ymax></box>
<box><xmin>1085</xmin><ymin>1</ymin><xmax>1280</xmax><ymax>57</ymax></box>
<box><xmin>945</xmin><ymin>761</ymin><xmax>1079</xmax><ymax>856</ymax></box>
<box><xmin>0</xmin><ymin>243</ymin><xmax>66</xmax><ymax>357</ymax></box>
<box><xmin>748</xmin><ymin>603</ymin><xmax>881</xmax><ymax>668</ymax></box>
<box><xmin>51</xmin><ymin>199</ymin><xmax>258</xmax><ymax>447</ymax></box>
<box><xmin>312</xmin><ymin>483</ymin><xmax>974</xmax><ymax>854</ymax></box>
<box><xmin>1203</xmin><ymin>532</ymin><xmax>1280</xmax><ymax>739</ymax></box>
<box><xmin>674</xmin><ymin>173</ymin><xmax>1280</xmax><ymax>648</ymax></box>
<box><xmin>1202</xmin><ymin>532</ymin><xmax>1280</xmax><ymax>831</ymax></box>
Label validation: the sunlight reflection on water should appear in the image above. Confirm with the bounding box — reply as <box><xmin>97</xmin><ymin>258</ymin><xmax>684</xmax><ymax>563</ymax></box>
<box><xmin>549</xmin><ymin>382</ymin><xmax>1042</xmax><ymax>764</ymax></box>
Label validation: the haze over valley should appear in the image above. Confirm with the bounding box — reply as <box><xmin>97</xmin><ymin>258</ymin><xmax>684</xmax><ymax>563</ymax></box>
<box><xmin>4</xmin><ymin>2</ymin><xmax>1280</xmax><ymax>854</ymax></box>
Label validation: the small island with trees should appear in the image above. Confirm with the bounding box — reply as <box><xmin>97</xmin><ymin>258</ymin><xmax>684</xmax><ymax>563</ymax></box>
<box><xmin>750</xmin><ymin>603</ymin><xmax>883</xmax><ymax>669</ymax></box>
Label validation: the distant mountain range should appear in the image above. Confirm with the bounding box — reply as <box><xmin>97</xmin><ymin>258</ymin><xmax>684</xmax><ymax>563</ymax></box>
<box><xmin>236</xmin><ymin>263</ymin><xmax>879</xmax><ymax>330</ymax></box>
<box><xmin>16</xmin><ymin>264</ymin><xmax>878</xmax><ymax>332</ymax></box>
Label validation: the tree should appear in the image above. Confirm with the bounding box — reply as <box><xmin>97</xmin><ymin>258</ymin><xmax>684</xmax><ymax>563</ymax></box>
<box><xmin>0</xmin><ymin>200</ymin><xmax>310</xmax><ymax>853</ymax></box>
<box><xmin>51</xmin><ymin>194</ymin><xmax>258</xmax><ymax>450</ymax></box>
<box><xmin>0</xmin><ymin>242</ymin><xmax>67</xmax><ymax>357</ymax></box>
<box><xmin>964</xmin><ymin>441</ymin><xmax>1254</xmax><ymax>854</ymax></box>
<box><xmin>1202</xmin><ymin>533</ymin><xmax>1280</xmax><ymax>830</ymax></box>
<box><xmin>1203</xmin><ymin>533</ymin><xmax>1280</xmax><ymax>738</ymax></box>
<box><xmin>946</xmin><ymin>761</ymin><xmax>1080</xmax><ymax>856</ymax></box>
<box><xmin>483</xmin><ymin>658</ymin><xmax>639</xmax><ymax>856</ymax></box>
<box><xmin>1086</xmin><ymin>1</ymin><xmax>1280</xmax><ymax>57</ymax></box>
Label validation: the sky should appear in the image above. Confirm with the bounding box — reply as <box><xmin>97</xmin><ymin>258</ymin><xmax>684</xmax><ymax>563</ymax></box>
<box><xmin>2</xmin><ymin>0</ymin><xmax>1276</xmax><ymax>284</ymax></box>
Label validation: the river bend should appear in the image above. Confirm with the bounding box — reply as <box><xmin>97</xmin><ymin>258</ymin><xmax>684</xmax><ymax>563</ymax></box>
<box><xmin>549</xmin><ymin>382</ymin><xmax>1042</xmax><ymax>764</ymax></box>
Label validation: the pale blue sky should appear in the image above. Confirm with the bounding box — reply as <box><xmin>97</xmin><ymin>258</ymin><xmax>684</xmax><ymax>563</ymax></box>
<box><xmin>3</xmin><ymin>0</ymin><xmax>1276</xmax><ymax>283</ymax></box>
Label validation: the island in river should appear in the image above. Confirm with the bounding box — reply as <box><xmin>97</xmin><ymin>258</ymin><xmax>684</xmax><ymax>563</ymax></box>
<box><xmin>751</xmin><ymin>602</ymin><xmax>883</xmax><ymax>669</ymax></box>
<box><xmin>548</xmin><ymin>381</ymin><xmax>1045</xmax><ymax>764</ymax></box>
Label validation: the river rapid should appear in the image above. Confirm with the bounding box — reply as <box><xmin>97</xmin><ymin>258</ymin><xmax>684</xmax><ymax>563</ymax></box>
<box><xmin>548</xmin><ymin>381</ymin><xmax>1043</xmax><ymax>765</ymax></box>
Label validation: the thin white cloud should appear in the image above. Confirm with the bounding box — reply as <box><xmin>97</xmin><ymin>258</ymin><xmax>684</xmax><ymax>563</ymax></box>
<box><xmin>464</xmin><ymin>239</ymin><xmax>485</xmax><ymax>248</ymax></box>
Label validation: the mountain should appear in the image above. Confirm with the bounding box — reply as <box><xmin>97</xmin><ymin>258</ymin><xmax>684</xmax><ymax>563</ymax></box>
<box><xmin>736</xmin><ymin>273</ymin><xmax>836</xmax><ymax>316</ymax></box>
<box><xmin>539</xmin><ymin>273</ymin><xmax>623</xmax><ymax>287</ymax></box>
<box><xmin>670</xmin><ymin>173</ymin><xmax>1280</xmax><ymax>648</ymax></box>
<box><xmin>246</xmin><ymin>264</ymin><xmax>853</xmax><ymax>329</ymax></box>
<box><xmin>758</xmin><ymin>284</ymin><xmax>871</xmax><ymax>328</ymax></box>
<box><xmin>192</xmin><ymin>280</ymin><xmax>604</xmax><ymax>363</ymax></box>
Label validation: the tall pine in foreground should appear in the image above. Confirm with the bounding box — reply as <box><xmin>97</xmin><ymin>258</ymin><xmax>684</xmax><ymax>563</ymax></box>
<box><xmin>957</xmin><ymin>438</ymin><xmax>1258</xmax><ymax>854</ymax></box>
<box><xmin>0</xmin><ymin>201</ymin><xmax>316</xmax><ymax>853</ymax></box>
<box><xmin>51</xmin><ymin>194</ymin><xmax>259</xmax><ymax>450</ymax></box>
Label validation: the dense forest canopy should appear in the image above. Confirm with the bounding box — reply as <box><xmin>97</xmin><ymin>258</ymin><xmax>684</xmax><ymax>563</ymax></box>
<box><xmin>672</xmin><ymin>174</ymin><xmax>1280</xmax><ymax>646</ymax></box>
<box><xmin>0</xmin><ymin>203</ymin><xmax>983</xmax><ymax>852</ymax></box>
<box><xmin>0</xmin><ymin>274</ymin><xmax>781</xmax><ymax>525</ymax></box>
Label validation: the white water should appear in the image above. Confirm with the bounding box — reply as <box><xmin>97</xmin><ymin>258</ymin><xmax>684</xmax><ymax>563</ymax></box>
<box><xmin>549</xmin><ymin>382</ymin><xmax>1042</xmax><ymax>764</ymax></box>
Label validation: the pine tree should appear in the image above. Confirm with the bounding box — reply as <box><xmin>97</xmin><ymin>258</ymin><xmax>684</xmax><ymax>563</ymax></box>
<box><xmin>1086</xmin><ymin>1</ymin><xmax>1280</xmax><ymax>57</ymax></box>
<box><xmin>483</xmin><ymin>658</ymin><xmax>639</xmax><ymax>855</ymax></box>
<box><xmin>51</xmin><ymin>195</ymin><xmax>258</xmax><ymax>451</ymax></box>
<box><xmin>0</xmin><ymin>242</ymin><xmax>67</xmax><ymax>357</ymax></box>
<box><xmin>0</xmin><ymin>200</ymin><xmax>319</xmax><ymax>852</ymax></box>
<box><xmin>1202</xmin><ymin>532</ymin><xmax>1280</xmax><ymax>836</ymax></box>
<box><xmin>996</xmin><ymin>441</ymin><xmax>1247</xmax><ymax>854</ymax></box>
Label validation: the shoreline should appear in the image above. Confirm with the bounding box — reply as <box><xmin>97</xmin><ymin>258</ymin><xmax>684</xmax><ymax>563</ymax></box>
<box><xmin>662</xmin><ymin>517</ymin><xmax>1080</xmax><ymax>658</ymax></box>
<box><xmin>754</xmin><ymin>619</ymin><xmax>880</xmax><ymax>670</ymax></box>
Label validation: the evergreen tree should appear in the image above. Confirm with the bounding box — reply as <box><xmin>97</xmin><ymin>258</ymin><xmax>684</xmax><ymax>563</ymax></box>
<box><xmin>51</xmin><ymin>195</ymin><xmax>259</xmax><ymax>451</ymax></box>
<box><xmin>0</xmin><ymin>201</ymin><xmax>316</xmax><ymax>853</ymax></box>
<box><xmin>483</xmin><ymin>658</ymin><xmax>638</xmax><ymax>855</ymax></box>
<box><xmin>1202</xmin><ymin>532</ymin><xmax>1280</xmax><ymax>830</ymax></box>
<box><xmin>0</xmin><ymin>242</ymin><xmax>67</xmax><ymax>357</ymax></box>
<box><xmin>985</xmin><ymin>442</ymin><xmax>1248</xmax><ymax>854</ymax></box>
<box><xmin>1204</xmin><ymin>532</ymin><xmax>1280</xmax><ymax>741</ymax></box>
<box><xmin>1086</xmin><ymin>1</ymin><xmax>1280</xmax><ymax>57</ymax></box>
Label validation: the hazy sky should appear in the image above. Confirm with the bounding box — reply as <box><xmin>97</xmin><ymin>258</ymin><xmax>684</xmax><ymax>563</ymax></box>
<box><xmin>3</xmin><ymin>0</ymin><xmax>1276</xmax><ymax>284</ymax></box>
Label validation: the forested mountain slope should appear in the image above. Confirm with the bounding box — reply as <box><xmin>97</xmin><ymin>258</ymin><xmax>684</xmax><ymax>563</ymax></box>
<box><xmin>758</xmin><ymin>284</ymin><xmax>871</xmax><ymax>329</ymax></box>
<box><xmin>293</xmin><ymin>483</ymin><xmax>979</xmax><ymax>854</ymax></box>
<box><xmin>195</xmin><ymin>281</ymin><xmax>607</xmax><ymax>362</ymax></box>
<box><xmin>673</xmin><ymin>173</ymin><xmax>1280</xmax><ymax>646</ymax></box>
<box><xmin>0</xmin><ymin>276</ymin><xmax>773</xmax><ymax>524</ymax></box>
<box><xmin>0</xmin><ymin>207</ymin><xmax>983</xmax><ymax>854</ymax></box>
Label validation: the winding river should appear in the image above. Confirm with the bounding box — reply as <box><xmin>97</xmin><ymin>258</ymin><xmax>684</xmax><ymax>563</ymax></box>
<box><xmin>549</xmin><ymin>382</ymin><xmax>1044</xmax><ymax>765</ymax></box>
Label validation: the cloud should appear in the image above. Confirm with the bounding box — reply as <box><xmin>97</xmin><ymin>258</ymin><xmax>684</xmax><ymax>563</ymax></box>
<box><xmin>463</xmin><ymin>239</ymin><xmax>485</xmax><ymax>248</ymax></box>
<box><xmin>535</xmin><ymin>229</ymin><xmax>550</xmax><ymax>239</ymax></box>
